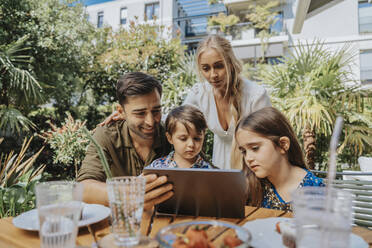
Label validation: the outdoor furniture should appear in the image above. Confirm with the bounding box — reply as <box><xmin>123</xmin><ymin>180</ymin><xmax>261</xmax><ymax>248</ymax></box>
<box><xmin>332</xmin><ymin>179</ymin><xmax>372</xmax><ymax>229</ymax></box>
<box><xmin>0</xmin><ymin>206</ymin><xmax>371</xmax><ymax>248</ymax></box>
<box><xmin>312</xmin><ymin>170</ymin><xmax>372</xmax><ymax>229</ymax></box>
<box><xmin>311</xmin><ymin>170</ymin><xmax>372</xmax><ymax>180</ymax></box>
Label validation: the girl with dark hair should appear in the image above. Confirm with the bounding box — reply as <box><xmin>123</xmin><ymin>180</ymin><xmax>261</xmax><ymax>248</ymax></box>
<box><xmin>235</xmin><ymin>107</ymin><xmax>324</xmax><ymax>211</ymax></box>
<box><xmin>147</xmin><ymin>105</ymin><xmax>214</xmax><ymax>169</ymax></box>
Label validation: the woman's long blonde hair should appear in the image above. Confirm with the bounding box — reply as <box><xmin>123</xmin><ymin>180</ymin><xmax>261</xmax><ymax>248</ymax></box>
<box><xmin>196</xmin><ymin>35</ymin><xmax>244</xmax><ymax>168</ymax></box>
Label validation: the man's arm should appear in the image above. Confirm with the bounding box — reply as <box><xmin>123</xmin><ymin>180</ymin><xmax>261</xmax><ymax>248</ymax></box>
<box><xmin>81</xmin><ymin>179</ymin><xmax>109</xmax><ymax>206</ymax></box>
<box><xmin>81</xmin><ymin>174</ymin><xmax>174</xmax><ymax>211</ymax></box>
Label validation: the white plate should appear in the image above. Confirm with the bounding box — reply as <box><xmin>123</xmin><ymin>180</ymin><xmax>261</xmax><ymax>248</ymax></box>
<box><xmin>13</xmin><ymin>204</ymin><xmax>110</xmax><ymax>231</ymax></box>
<box><xmin>242</xmin><ymin>217</ymin><xmax>368</xmax><ymax>248</ymax></box>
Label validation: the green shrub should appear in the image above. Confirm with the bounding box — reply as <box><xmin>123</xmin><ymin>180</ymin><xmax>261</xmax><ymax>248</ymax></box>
<box><xmin>84</xmin><ymin>20</ymin><xmax>184</xmax><ymax>106</ymax></box>
<box><xmin>0</xmin><ymin>137</ymin><xmax>45</xmax><ymax>217</ymax></box>
<box><xmin>41</xmin><ymin>113</ymin><xmax>91</xmax><ymax>178</ymax></box>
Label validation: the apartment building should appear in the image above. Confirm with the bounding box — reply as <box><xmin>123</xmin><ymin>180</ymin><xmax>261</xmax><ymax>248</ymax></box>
<box><xmin>84</xmin><ymin>0</ymin><xmax>175</xmax><ymax>30</ymax></box>
<box><xmin>216</xmin><ymin>0</ymin><xmax>372</xmax><ymax>85</ymax></box>
<box><xmin>84</xmin><ymin>0</ymin><xmax>372</xmax><ymax>85</ymax></box>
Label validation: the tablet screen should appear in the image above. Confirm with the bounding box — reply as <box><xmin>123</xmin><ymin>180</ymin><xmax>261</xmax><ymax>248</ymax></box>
<box><xmin>143</xmin><ymin>168</ymin><xmax>247</xmax><ymax>218</ymax></box>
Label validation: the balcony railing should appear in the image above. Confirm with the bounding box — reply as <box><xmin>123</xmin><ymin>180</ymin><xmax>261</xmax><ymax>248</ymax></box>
<box><xmin>360</xmin><ymin>67</ymin><xmax>372</xmax><ymax>83</ymax></box>
<box><xmin>359</xmin><ymin>2</ymin><xmax>372</xmax><ymax>33</ymax></box>
<box><xmin>207</xmin><ymin>22</ymin><xmax>286</xmax><ymax>41</ymax></box>
<box><xmin>359</xmin><ymin>22</ymin><xmax>372</xmax><ymax>33</ymax></box>
<box><xmin>185</xmin><ymin>21</ymin><xmax>208</xmax><ymax>37</ymax></box>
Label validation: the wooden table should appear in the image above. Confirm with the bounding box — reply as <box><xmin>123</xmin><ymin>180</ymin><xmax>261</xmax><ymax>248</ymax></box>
<box><xmin>0</xmin><ymin>207</ymin><xmax>371</xmax><ymax>248</ymax></box>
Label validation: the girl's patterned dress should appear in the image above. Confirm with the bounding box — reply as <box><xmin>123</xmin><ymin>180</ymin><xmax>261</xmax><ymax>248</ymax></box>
<box><xmin>261</xmin><ymin>170</ymin><xmax>325</xmax><ymax>211</ymax></box>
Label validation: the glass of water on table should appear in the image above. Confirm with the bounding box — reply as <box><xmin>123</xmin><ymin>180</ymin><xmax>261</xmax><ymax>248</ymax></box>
<box><xmin>35</xmin><ymin>181</ymin><xmax>84</xmax><ymax>248</ymax></box>
<box><xmin>106</xmin><ymin>176</ymin><xmax>146</xmax><ymax>247</ymax></box>
<box><xmin>292</xmin><ymin>186</ymin><xmax>353</xmax><ymax>248</ymax></box>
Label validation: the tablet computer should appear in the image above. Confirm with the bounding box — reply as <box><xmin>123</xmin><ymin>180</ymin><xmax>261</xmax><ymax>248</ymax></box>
<box><xmin>143</xmin><ymin>168</ymin><xmax>247</xmax><ymax>218</ymax></box>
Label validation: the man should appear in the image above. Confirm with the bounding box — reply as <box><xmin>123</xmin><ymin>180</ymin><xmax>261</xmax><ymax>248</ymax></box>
<box><xmin>77</xmin><ymin>72</ymin><xmax>173</xmax><ymax>210</ymax></box>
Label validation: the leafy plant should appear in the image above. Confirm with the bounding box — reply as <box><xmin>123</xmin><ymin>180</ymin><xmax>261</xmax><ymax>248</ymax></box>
<box><xmin>208</xmin><ymin>0</ymin><xmax>221</xmax><ymax>4</ymax></box>
<box><xmin>0</xmin><ymin>137</ymin><xmax>45</xmax><ymax>187</ymax></box>
<box><xmin>0</xmin><ymin>0</ymin><xmax>95</xmax><ymax>126</ymax></box>
<box><xmin>0</xmin><ymin>137</ymin><xmax>45</xmax><ymax>217</ymax></box>
<box><xmin>163</xmin><ymin>51</ymin><xmax>198</xmax><ymax>114</ymax></box>
<box><xmin>40</xmin><ymin>113</ymin><xmax>91</xmax><ymax>178</ymax></box>
<box><xmin>84</xmin><ymin>19</ymin><xmax>184</xmax><ymax>106</ymax></box>
<box><xmin>246</xmin><ymin>0</ymin><xmax>280</xmax><ymax>60</ymax></box>
<box><xmin>208</xmin><ymin>13</ymin><xmax>240</xmax><ymax>34</ymax></box>
<box><xmin>260</xmin><ymin>40</ymin><xmax>372</xmax><ymax>169</ymax></box>
<box><xmin>0</xmin><ymin>36</ymin><xmax>43</xmax><ymax>134</ymax></box>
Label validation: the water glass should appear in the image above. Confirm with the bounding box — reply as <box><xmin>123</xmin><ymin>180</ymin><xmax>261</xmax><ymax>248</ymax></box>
<box><xmin>292</xmin><ymin>187</ymin><xmax>353</xmax><ymax>248</ymax></box>
<box><xmin>35</xmin><ymin>181</ymin><xmax>84</xmax><ymax>248</ymax></box>
<box><xmin>107</xmin><ymin>176</ymin><xmax>146</xmax><ymax>247</ymax></box>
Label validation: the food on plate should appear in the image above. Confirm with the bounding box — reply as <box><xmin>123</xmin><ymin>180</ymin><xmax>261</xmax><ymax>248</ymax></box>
<box><xmin>223</xmin><ymin>234</ymin><xmax>243</xmax><ymax>247</ymax></box>
<box><xmin>275</xmin><ymin>220</ymin><xmax>296</xmax><ymax>248</ymax></box>
<box><xmin>172</xmin><ymin>226</ymin><xmax>244</xmax><ymax>248</ymax></box>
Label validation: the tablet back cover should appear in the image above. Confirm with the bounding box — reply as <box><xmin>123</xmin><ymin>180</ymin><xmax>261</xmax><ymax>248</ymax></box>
<box><xmin>143</xmin><ymin>168</ymin><xmax>247</xmax><ymax>218</ymax></box>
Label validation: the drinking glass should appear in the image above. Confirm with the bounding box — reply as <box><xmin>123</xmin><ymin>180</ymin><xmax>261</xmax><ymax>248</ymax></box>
<box><xmin>292</xmin><ymin>187</ymin><xmax>353</xmax><ymax>248</ymax></box>
<box><xmin>107</xmin><ymin>176</ymin><xmax>146</xmax><ymax>247</ymax></box>
<box><xmin>35</xmin><ymin>181</ymin><xmax>84</xmax><ymax>248</ymax></box>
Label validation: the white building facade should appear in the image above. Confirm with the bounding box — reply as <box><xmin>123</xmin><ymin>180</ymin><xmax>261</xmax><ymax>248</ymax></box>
<box><xmin>85</xmin><ymin>0</ymin><xmax>175</xmax><ymax>31</ymax></box>
<box><xmin>84</xmin><ymin>0</ymin><xmax>372</xmax><ymax>85</ymax></box>
<box><xmin>225</xmin><ymin>0</ymin><xmax>372</xmax><ymax>86</ymax></box>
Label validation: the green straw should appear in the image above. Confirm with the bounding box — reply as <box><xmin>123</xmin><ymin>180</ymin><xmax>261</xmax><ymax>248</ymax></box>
<box><xmin>83</xmin><ymin>127</ymin><xmax>113</xmax><ymax>179</ymax></box>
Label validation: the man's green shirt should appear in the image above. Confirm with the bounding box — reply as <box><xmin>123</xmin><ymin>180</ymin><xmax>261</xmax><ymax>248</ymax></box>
<box><xmin>77</xmin><ymin>121</ymin><xmax>171</xmax><ymax>182</ymax></box>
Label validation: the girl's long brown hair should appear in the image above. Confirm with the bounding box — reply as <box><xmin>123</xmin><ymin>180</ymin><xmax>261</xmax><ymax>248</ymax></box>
<box><xmin>235</xmin><ymin>107</ymin><xmax>308</xmax><ymax>206</ymax></box>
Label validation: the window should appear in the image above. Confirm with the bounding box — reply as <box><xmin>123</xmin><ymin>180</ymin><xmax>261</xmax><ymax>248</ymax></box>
<box><xmin>359</xmin><ymin>1</ymin><xmax>372</xmax><ymax>33</ymax></box>
<box><xmin>185</xmin><ymin>17</ymin><xmax>208</xmax><ymax>37</ymax></box>
<box><xmin>360</xmin><ymin>50</ymin><xmax>372</xmax><ymax>83</ymax></box>
<box><xmin>270</xmin><ymin>12</ymin><xmax>283</xmax><ymax>35</ymax></box>
<box><xmin>145</xmin><ymin>2</ymin><xmax>159</xmax><ymax>20</ymax></box>
<box><xmin>97</xmin><ymin>11</ymin><xmax>104</xmax><ymax>28</ymax></box>
<box><xmin>120</xmin><ymin>7</ymin><xmax>127</xmax><ymax>25</ymax></box>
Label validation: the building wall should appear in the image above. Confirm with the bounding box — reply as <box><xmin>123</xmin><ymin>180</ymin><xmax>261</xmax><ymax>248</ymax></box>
<box><xmin>86</xmin><ymin>0</ymin><xmax>174</xmax><ymax>31</ymax></box>
<box><xmin>85</xmin><ymin>0</ymin><xmax>372</xmax><ymax>85</ymax></box>
<box><xmin>288</xmin><ymin>0</ymin><xmax>359</xmax><ymax>39</ymax></box>
<box><xmin>275</xmin><ymin>0</ymin><xmax>372</xmax><ymax>86</ymax></box>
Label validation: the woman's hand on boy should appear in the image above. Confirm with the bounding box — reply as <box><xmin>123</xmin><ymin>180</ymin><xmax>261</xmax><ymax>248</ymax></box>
<box><xmin>143</xmin><ymin>174</ymin><xmax>174</xmax><ymax>211</ymax></box>
<box><xmin>99</xmin><ymin>110</ymin><xmax>125</xmax><ymax>127</ymax></box>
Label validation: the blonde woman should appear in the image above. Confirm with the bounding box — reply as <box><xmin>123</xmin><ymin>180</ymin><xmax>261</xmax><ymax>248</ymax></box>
<box><xmin>184</xmin><ymin>35</ymin><xmax>271</xmax><ymax>169</ymax></box>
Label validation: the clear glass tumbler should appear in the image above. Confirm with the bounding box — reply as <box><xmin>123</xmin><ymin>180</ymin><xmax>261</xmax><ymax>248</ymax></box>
<box><xmin>107</xmin><ymin>176</ymin><xmax>146</xmax><ymax>247</ymax></box>
<box><xmin>35</xmin><ymin>181</ymin><xmax>83</xmax><ymax>248</ymax></box>
<box><xmin>292</xmin><ymin>187</ymin><xmax>353</xmax><ymax>248</ymax></box>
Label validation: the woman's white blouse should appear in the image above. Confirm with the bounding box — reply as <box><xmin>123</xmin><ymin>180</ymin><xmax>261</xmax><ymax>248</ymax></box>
<box><xmin>183</xmin><ymin>79</ymin><xmax>271</xmax><ymax>169</ymax></box>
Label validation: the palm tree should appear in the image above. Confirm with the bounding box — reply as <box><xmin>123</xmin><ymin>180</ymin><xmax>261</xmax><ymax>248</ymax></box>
<box><xmin>162</xmin><ymin>51</ymin><xmax>197</xmax><ymax>114</ymax></box>
<box><xmin>0</xmin><ymin>36</ymin><xmax>43</xmax><ymax>134</ymax></box>
<box><xmin>260</xmin><ymin>41</ymin><xmax>372</xmax><ymax>169</ymax></box>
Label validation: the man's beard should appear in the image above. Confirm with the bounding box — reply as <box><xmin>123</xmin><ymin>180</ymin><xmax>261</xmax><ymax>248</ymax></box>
<box><xmin>127</xmin><ymin>123</ymin><xmax>158</xmax><ymax>140</ymax></box>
